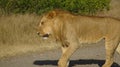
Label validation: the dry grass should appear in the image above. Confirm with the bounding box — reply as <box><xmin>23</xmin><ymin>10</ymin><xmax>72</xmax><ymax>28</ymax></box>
<box><xmin>0</xmin><ymin>14</ymin><xmax>60</xmax><ymax>59</ymax></box>
<box><xmin>0</xmin><ymin>14</ymin><xmax>40</xmax><ymax>44</ymax></box>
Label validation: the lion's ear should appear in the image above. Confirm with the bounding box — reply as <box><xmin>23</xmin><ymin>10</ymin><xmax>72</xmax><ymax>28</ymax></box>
<box><xmin>47</xmin><ymin>11</ymin><xmax>56</xmax><ymax>19</ymax></box>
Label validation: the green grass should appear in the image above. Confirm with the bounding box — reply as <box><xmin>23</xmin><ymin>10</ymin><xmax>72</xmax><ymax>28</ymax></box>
<box><xmin>0</xmin><ymin>0</ymin><xmax>110</xmax><ymax>15</ymax></box>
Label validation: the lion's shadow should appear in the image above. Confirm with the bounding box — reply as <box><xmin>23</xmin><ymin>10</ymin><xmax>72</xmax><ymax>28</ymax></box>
<box><xmin>33</xmin><ymin>59</ymin><xmax>120</xmax><ymax>67</ymax></box>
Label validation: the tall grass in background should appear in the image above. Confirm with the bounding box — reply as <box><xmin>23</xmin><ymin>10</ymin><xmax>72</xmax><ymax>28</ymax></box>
<box><xmin>0</xmin><ymin>14</ymin><xmax>39</xmax><ymax>45</ymax></box>
<box><xmin>0</xmin><ymin>14</ymin><xmax>40</xmax><ymax>58</ymax></box>
<box><xmin>0</xmin><ymin>14</ymin><xmax>59</xmax><ymax>59</ymax></box>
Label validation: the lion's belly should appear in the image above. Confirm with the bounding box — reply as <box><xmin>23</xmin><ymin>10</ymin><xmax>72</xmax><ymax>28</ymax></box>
<box><xmin>78</xmin><ymin>30</ymin><xmax>105</xmax><ymax>44</ymax></box>
<box><xmin>79</xmin><ymin>36</ymin><xmax>104</xmax><ymax>44</ymax></box>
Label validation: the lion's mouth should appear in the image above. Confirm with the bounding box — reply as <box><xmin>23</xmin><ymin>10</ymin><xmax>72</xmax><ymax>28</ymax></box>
<box><xmin>42</xmin><ymin>34</ymin><xmax>49</xmax><ymax>39</ymax></box>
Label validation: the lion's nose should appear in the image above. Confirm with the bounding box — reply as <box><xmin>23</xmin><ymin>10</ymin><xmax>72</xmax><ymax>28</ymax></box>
<box><xmin>37</xmin><ymin>32</ymin><xmax>40</xmax><ymax>35</ymax></box>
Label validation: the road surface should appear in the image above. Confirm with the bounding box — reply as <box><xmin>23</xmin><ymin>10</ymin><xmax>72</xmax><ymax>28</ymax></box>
<box><xmin>0</xmin><ymin>41</ymin><xmax>120</xmax><ymax>67</ymax></box>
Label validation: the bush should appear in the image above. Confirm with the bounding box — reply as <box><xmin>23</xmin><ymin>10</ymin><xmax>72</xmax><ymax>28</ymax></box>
<box><xmin>0</xmin><ymin>0</ymin><xmax>110</xmax><ymax>15</ymax></box>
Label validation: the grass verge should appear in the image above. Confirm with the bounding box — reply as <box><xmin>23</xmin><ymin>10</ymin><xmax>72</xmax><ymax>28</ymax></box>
<box><xmin>0</xmin><ymin>14</ymin><xmax>60</xmax><ymax>59</ymax></box>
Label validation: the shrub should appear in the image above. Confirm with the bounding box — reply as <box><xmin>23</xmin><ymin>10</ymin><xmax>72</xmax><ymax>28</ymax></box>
<box><xmin>0</xmin><ymin>0</ymin><xmax>110</xmax><ymax>15</ymax></box>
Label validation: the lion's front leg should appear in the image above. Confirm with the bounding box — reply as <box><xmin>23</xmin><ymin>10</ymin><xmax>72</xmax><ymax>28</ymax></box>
<box><xmin>58</xmin><ymin>43</ymin><xmax>78</xmax><ymax>67</ymax></box>
<box><xmin>60</xmin><ymin>46</ymin><xmax>70</xmax><ymax>67</ymax></box>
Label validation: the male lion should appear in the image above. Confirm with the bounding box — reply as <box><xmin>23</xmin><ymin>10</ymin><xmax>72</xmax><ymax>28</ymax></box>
<box><xmin>37</xmin><ymin>9</ymin><xmax>120</xmax><ymax>67</ymax></box>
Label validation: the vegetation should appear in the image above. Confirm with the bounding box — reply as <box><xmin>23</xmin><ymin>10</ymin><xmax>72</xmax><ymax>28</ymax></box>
<box><xmin>0</xmin><ymin>0</ymin><xmax>110</xmax><ymax>15</ymax></box>
<box><xmin>0</xmin><ymin>14</ymin><xmax>59</xmax><ymax>59</ymax></box>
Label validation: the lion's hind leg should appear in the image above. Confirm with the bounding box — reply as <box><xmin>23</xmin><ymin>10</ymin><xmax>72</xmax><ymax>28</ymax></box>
<box><xmin>103</xmin><ymin>38</ymin><xmax>119</xmax><ymax>67</ymax></box>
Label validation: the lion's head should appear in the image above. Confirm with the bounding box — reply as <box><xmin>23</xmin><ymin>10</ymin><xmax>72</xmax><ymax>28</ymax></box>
<box><xmin>37</xmin><ymin>10</ymin><xmax>59</xmax><ymax>39</ymax></box>
<box><xmin>37</xmin><ymin>9</ymin><xmax>72</xmax><ymax>39</ymax></box>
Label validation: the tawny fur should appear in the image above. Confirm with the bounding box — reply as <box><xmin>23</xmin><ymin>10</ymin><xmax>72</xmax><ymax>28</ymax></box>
<box><xmin>37</xmin><ymin>9</ymin><xmax>120</xmax><ymax>67</ymax></box>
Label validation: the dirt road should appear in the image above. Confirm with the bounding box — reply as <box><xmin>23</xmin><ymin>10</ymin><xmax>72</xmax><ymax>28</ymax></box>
<box><xmin>0</xmin><ymin>41</ymin><xmax>120</xmax><ymax>67</ymax></box>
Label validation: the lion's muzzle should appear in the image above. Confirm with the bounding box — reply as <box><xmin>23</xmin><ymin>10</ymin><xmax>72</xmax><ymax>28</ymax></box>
<box><xmin>37</xmin><ymin>32</ymin><xmax>50</xmax><ymax>39</ymax></box>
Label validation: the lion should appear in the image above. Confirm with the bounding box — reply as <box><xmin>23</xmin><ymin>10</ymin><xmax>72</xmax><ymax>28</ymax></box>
<box><xmin>37</xmin><ymin>9</ymin><xmax>120</xmax><ymax>67</ymax></box>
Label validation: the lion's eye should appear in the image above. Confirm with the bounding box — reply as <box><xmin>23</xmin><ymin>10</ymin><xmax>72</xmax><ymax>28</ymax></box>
<box><xmin>41</xmin><ymin>22</ymin><xmax>44</xmax><ymax>25</ymax></box>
